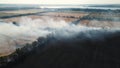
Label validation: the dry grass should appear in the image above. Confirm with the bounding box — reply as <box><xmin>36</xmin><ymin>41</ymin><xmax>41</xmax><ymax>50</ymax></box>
<box><xmin>0</xmin><ymin>11</ymin><xmax>120</xmax><ymax>57</ymax></box>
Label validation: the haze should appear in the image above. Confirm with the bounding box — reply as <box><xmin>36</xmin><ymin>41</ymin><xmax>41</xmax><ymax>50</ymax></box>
<box><xmin>0</xmin><ymin>0</ymin><xmax>120</xmax><ymax>4</ymax></box>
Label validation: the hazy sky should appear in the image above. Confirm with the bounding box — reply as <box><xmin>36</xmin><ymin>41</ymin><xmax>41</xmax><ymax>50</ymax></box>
<box><xmin>0</xmin><ymin>0</ymin><xmax>120</xmax><ymax>4</ymax></box>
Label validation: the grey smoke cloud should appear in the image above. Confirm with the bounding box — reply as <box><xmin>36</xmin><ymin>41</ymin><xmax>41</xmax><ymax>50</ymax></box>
<box><xmin>0</xmin><ymin>17</ymin><xmax>120</xmax><ymax>56</ymax></box>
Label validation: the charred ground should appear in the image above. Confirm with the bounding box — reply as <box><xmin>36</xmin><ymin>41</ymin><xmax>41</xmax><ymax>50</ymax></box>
<box><xmin>1</xmin><ymin>30</ymin><xmax>120</xmax><ymax>68</ymax></box>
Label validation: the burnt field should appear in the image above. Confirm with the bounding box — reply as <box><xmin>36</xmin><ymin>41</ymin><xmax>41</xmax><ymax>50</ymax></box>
<box><xmin>0</xmin><ymin>7</ymin><xmax>120</xmax><ymax>68</ymax></box>
<box><xmin>1</xmin><ymin>29</ymin><xmax>120</xmax><ymax>68</ymax></box>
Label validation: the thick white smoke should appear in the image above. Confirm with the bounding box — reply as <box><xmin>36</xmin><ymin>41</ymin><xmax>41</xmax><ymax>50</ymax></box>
<box><xmin>0</xmin><ymin>17</ymin><xmax>119</xmax><ymax>56</ymax></box>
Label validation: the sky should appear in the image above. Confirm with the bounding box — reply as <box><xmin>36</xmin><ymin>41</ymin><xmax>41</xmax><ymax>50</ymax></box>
<box><xmin>0</xmin><ymin>0</ymin><xmax>120</xmax><ymax>4</ymax></box>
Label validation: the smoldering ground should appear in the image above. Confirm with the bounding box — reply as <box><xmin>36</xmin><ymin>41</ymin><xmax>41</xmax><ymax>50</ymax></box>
<box><xmin>0</xmin><ymin>17</ymin><xmax>120</xmax><ymax>68</ymax></box>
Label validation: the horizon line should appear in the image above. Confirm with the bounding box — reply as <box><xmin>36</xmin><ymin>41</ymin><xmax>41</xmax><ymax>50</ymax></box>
<box><xmin>0</xmin><ymin>3</ymin><xmax>120</xmax><ymax>5</ymax></box>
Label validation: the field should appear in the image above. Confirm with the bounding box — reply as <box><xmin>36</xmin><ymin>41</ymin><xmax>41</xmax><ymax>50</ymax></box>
<box><xmin>0</xmin><ymin>6</ymin><xmax>120</xmax><ymax>68</ymax></box>
<box><xmin>0</xmin><ymin>8</ymin><xmax>120</xmax><ymax>57</ymax></box>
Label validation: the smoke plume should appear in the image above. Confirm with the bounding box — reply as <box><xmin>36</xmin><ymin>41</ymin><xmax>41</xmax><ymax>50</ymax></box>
<box><xmin>0</xmin><ymin>17</ymin><xmax>120</xmax><ymax>56</ymax></box>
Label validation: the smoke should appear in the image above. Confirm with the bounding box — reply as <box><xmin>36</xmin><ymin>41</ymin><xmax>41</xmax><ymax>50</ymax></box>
<box><xmin>0</xmin><ymin>17</ymin><xmax>120</xmax><ymax>56</ymax></box>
